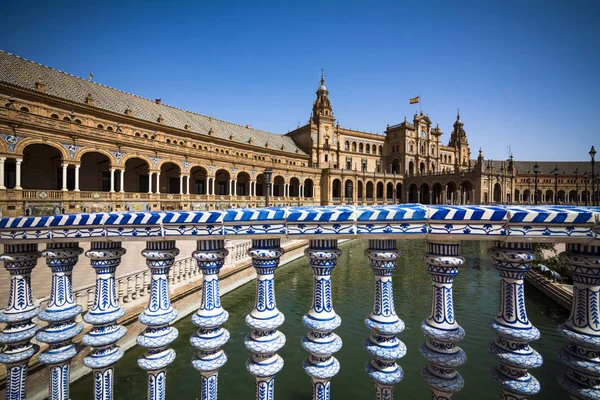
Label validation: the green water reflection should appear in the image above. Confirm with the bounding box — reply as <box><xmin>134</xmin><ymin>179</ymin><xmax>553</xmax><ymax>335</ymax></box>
<box><xmin>70</xmin><ymin>240</ymin><xmax>569</xmax><ymax>399</ymax></box>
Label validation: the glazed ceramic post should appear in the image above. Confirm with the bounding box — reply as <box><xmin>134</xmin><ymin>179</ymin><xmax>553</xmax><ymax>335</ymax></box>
<box><xmin>138</xmin><ymin>241</ymin><xmax>180</xmax><ymax>400</ymax></box>
<box><xmin>419</xmin><ymin>241</ymin><xmax>467</xmax><ymax>400</ymax></box>
<box><xmin>557</xmin><ymin>244</ymin><xmax>600</xmax><ymax>399</ymax></box>
<box><xmin>488</xmin><ymin>242</ymin><xmax>543</xmax><ymax>399</ymax></box>
<box><xmin>82</xmin><ymin>242</ymin><xmax>127</xmax><ymax>400</ymax></box>
<box><xmin>245</xmin><ymin>239</ymin><xmax>286</xmax><ymax>400</ymax></box>
<box><xmin>364</xmin><ymin>239</ymin><xmax>406</xmax><ymax>399</ymax></box>
<box><xmin>0</xmin><ymin>244</ymin><xmax>41</xmax><ymax>400</ymax></box>
<box><xmin>190</xmin><ymin>240</ymin><xmax>230</xmax><ymax>400</ymax></box>
<box><xmin>37</xmin><ymin>243</ymin><xmax>84</xmax><ymax>400</ymax></box>
<box><xmin>302</xmin><ymin>239</ymin><xmax>343</xmax><ymax>400</ymax></box>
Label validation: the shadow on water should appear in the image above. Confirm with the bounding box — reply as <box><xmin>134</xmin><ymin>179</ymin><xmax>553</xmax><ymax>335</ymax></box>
<box><xmin>70</xmin><ymin>240</ymin><xmax>569</xmax><ymax>399</ymax></box>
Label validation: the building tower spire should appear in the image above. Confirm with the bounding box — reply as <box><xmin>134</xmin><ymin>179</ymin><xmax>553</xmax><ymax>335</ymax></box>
<box><xmin>312</xmin><ymin>69</ymin><xmax>333</xmax><ymax>123</ymax></box>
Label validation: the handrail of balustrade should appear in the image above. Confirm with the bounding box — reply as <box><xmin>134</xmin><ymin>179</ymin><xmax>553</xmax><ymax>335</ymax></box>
<box><xmin>0</xmin><ymin>204</ymin><xmax>597</xmax><ymax>244</ymax></box>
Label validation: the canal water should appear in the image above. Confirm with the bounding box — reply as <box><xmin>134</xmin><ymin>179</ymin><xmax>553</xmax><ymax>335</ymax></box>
<box><xmin>70</xmin><ymin>239</ymin><xmax>569</xmax><ymax>399</ymax></box>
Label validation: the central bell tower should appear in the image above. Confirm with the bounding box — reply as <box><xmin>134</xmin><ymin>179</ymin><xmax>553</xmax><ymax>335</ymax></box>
<box><xmin>311</xmin><ymin>71</ymin><xmax>336</xmax><ymax>168</ymax></box>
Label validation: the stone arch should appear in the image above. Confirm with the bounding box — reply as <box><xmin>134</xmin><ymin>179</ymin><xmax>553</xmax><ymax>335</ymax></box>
<box><xmin>234</xmin><ymin>171</ymin><xmax>249</xmax><ymax>196</ymax></box>
<box><xmin>16</xmin><ymin>139</ymin><xmax>69</xmax><ymax>161</ymax></box>
<box><xmin>215</xmin><ymin>168</ymin><xmax>231</xmax><ymax>195</ymax></box>
<box><xmin>396</xmin><ymin>183</ymin><xmax>403</xmax><ymax>203</ymax></box>
<box><xmin>391</xmin><ymin>159</ymin><xmax>401</xmax><ymax>174</ymax></box>
<box><xmin>120</xmin><ymin>153</ymin><xmax>154</xmax><ymax>170</ymax></box>
<box><xmin>303</xmin><ymin>178</ymin><xmax>314</xmax><ymax>198</ymax></box>
<box><xmin>376</xmin><ymin>181</ymin><xmax>384</xmax><ymax>200</ymax></box>
<box><xmin>366</xmin><ymin>181</ymin><xmax>374</xmax><ymax>201</ymax></box>
<box><xmin>386</xmin><ymin>182</ymin><xmax>394</xmax><ymax>200</ymax></box>
<box><xmin>156</xmin><ymin>159</ymin><xmax>184</xmax><ymax>171</ymax></box>
<box><xmin>74</xmin><ymin>147</ymin><xmax>116</xmax><ymax>166</ymax></box>
<box><xmin>273</xmin><ymin>175</ymin><xmax>285</xmax><ymax>197</ymax></box>
<box><xmin>80</xmin><ymin>151</ymin><xmax>113</xmax><ymax>191</ymax></box>
<box><xmin>190</xmin><ymin>166</ymin><xmax>209</xmax><ymax>194</ymax></box>
<box><xmin>344</xmin><ymin>179</ymin><xmax>354</xmax><ymax>202</ymax></box>
<box><xmin>160</xmin><ymin>162</ymin><xmax>182</xmax><ymax>194</ymax></box>
<box><xmin>494</xmin><ymin>182</ymin><xmax>503</xmax><ymax>203</ymax></box>
<box><xmin>446</xmin><ymin>182</ymin><xmax>458</xmax><ymax>203</ymax></box>
<box><xmin>124</xmin><ymin>157</ymin><xmax>150</xmax><ymax>193</ymax></box>
<box><xmin>332</xmin><ymin>179</ymin><xmax>342</xmax><ymax>200</ymax></box>
<box><xmin>357</xmin><ymin>180</ymin><xmax>364</xmax><ymax>201</ymax></box>
<box><xmin>462</xmin><ymin>180</ymin><xmax>474</xmax><ymax>204</ymax></box>
<box><xmin>289</xmin><ymin>177</ymin><xmax>301</xmax><ymax>197</ymax></box>
<box><xmin>20</xmin><ymin>143</ymin><xmax>65</xmax><ymax>190</ymax></box>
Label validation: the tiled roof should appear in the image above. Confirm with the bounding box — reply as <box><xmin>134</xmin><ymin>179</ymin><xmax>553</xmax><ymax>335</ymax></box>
<box><xmin>0</xmin><ymin>50</ymin><xmax>306</xmax><ymax>156</ymax></box>
<box><xmin>484</xmin><ymin>160</ymin><xmax>594</xmax><ymax>175</ymax></box>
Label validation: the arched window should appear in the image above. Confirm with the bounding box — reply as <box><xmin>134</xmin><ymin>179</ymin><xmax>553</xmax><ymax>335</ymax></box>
<box><xmin>107</xmin><ymin>126</ymin><xmax>113</xmax><ymax>131</ymax></box>
<box><xmin>51</xmin><ymin>114</ymin><xmax>59</xmax><ymax>119</ymax></box>
<box><xmin>74</xmin><ymin>119</ymin><xmax>82</xmax><ymax>125</ymax></box>
<box><xmin>345</xmin><ymin>141</ymin><xmax>350</xmax><ymax>151</ymax></box>
<box><xmin>378</xmin><ymin>145</ymin><xmax>383</xmax><ymax>155</ymax></box>
<box><xmin>135</xmin><ymin>132</ymin><xmax>141</xmax><ymax>137</ymax></box>
<box><xmin>366</xmin><ymin>144</ymin><xmax>370</xmax><ymax>153</ymax></box>
<box><xmin>20</xmin><ymin>107</ymin><xmax>30</xmax><ymax>113</ymax></box>
<box><xmin>63</xmin><ymin>116</ymin><xmax>71</xmax><ymax>122</ymax></box>
<box><xmin>97</xmin><ymin>124</ymin><xmax>104</xmax><ymax>129</ymax></box>
<box><xmin>143</xmin><ymin>134</ymin><xmax>149</xmax><ymax>139</ymax></box>
<box><xmin>352</xmin><ymin>142</ymin><xmax>357</xmax><ymax>152</ymax></box>
<box><xmin>166</xmin><ymin>139</ymin><xmax>171</xmax><ymax>144</ymax></box>
<box><xmin>359</xmin><ymin>143</ymin><xmax>364</xmax><ymax>153</ymax></box>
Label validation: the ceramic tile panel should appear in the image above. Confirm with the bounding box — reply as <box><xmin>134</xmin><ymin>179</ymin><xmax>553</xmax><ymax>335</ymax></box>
<box><xmin>163</xmin><ymin>210</ymin><xmax>224</xmax><ymax>237</ymax></box>
<box><xmin>287</xmin><ymin>206</ymin><xmax>356</xmax><ymax>236</ymax></box>
<box><xmin>356</xmin><ymin>205</ymin><xmax>427</xmax><ymax>235</ymax></box>
<box><xmin>427</xmin><ymin>205</ymin><xmax>509</xmax><ymax>237</ymax></box>
<box><xmin>223</xmin><ymin>207</ymin><xmax>287</xmax><ymax>236</ymax></box>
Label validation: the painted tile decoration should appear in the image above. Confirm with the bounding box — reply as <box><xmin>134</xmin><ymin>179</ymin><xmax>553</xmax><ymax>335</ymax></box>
<box><xmin>0</xmin><ymin>206</ymin><xmax>598</xmax><ymax>244</ymax></box>
<box><xmin>356</xmin><ymin>204</ymin><xmax>427</xmax><ymax>235</ymax></box>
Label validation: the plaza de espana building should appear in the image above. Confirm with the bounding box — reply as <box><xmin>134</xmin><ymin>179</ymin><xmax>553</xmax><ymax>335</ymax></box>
<box><xmin>0</xmin><ymin>50</ymin><xmax>597</xmax><ymax>217</ymax></box>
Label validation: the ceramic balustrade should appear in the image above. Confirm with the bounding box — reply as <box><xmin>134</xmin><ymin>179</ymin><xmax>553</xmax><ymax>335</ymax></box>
<box><xmin>0</xmin><ymin>204</ymin><xmax>598</xmax><ymax>400</ymax></box>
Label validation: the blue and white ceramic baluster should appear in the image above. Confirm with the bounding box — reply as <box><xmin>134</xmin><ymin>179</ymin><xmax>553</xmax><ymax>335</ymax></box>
<box><xmin>82</xmin><ymin>242</ymin><xmax>127</xmax><ymax>400</ymax></box>
<box><xmin>37</xmin><ymin>243</ymin><xmax>84</xmax><ymax>400</ymax></box>
<box><xmin>138</xmin><ymin>241</ymin><xmax>180</xmax><ymax>400</ymax></box>
<box><xmin>245</xmin><ymin>239</ymin><xmax>286</xmax><ymax>400</ymax></box>
<box><xmin>302</xmin><ymin>239</ymin><xmax>343</xmax><ymax>400</ymax></box>
<box><xmin>190</xmin><ymin>240</ymin><xmax>230</xmax><ymax>400</ymax></box>
<box><xmin>419</xmin><ymin>241</ymin><xmax>467</xmax><ymax>400</ymax></box>
<box><xmin>0</xmin><ymin>244</ymin><xmax>41</xmax><ymax>400</ymax></box>
<box><xmin>364</xmin><ymin>239</ymin><xmax>406</xmax><ymax>400</ymax></box>
<box><xmin>488</xmin><ymin>242</ymin><xmax>543</xmax><ymax>399</ymax></box>
<box><xmin>557</xmin><ymin>244</ymin><xmax>600</xmax><ymax>400</ymax></box>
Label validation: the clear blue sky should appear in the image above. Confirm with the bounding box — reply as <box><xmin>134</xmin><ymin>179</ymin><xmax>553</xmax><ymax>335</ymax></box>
<box><xmin>1</xmin><ymin>1</ymin><xmax>598</xmax><ymax>161</ymax></box>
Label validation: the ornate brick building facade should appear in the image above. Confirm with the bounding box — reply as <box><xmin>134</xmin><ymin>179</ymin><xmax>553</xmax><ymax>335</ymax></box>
<box><xmin>0</xmin><ymin>51</ymin><xmax>597</xmax><ymax>216</ymax></box>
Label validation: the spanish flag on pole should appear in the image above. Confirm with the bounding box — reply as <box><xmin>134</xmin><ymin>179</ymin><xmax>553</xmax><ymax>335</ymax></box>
<box><xmin>409</xmin><ymin>96</ymin><xmax>420</xmax><ymax>104</ymax></box>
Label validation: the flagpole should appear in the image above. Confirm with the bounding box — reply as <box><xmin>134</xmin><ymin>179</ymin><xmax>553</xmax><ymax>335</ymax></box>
<box><xmin>420</xmin><ymin>95</ymin><xmax>422</xmax><ymax>113</ymax></box>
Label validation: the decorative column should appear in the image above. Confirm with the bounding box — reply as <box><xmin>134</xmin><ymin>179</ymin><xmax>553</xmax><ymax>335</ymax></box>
<box><xmin>205</xmin><ymin>178</ymin><xmax>210</xmax><ymax>195</ymax></box>
<box><xmin>138</xmin><ymin>241</ymin><xmax>180</xmax><ymax>400</ymax></box>
<box><xmin>109</xmin><ymin>168</ymin><xmax>115</xmax><ymax>193</ymax></box>
<box><xmin>302</xmin><ymin>240</ymin><xmax>343</xmax><ymax>400</ymax></box>
<box><xmin>180</xmin><ymin>175</ymin><xmax>184</xmax><ymax>195</ymax></box>
<box><xmin>190</xmin><ymin>240</ymin><xmax>230</xmax><ymax>400</ymax></box>
<box><xmin>364</xmin><ymin>240</ymin><xmax>406</xmax><ymax>399</ymax></box>
<box><xmin>156</xmin><ymin>172</ymin><xmax>160</xmax><ymax>194</ymax></box>
<box><xmin>420</xmin><ymin>241</ymin><xmax>466</xmax><ymax>400</ymax></box>
<box><xmin>82</xmin><ymin>242</ymin><xmax>127</xmax><ymax>400</ymax></box>
<box><xmin>245</xmin><ymin>239</ymin><xmax>286</xmax><ymax>400</ymax></box>
<box><xmin>62</xmin><ymin>164</ymin><xmax>68</xmax><ymax>191</ymax></box>
<box><xmin>186</xmin><ymin>175</ymin><xmax>190</xmax><ymax>195</ymax></box>
<box><xmin>0</xmin><ymin>157</ymin><xmax>6</xmax><ymax>189</ymax></box>
<box><xmin>233</xmin><ymin>180</ymin><xmax>237</xmax><ymax>196</ymax></box>
<box><xmin>37</xmin><ymin>243</ymin><xmax>84</xmax><ymax>400</ymax></box>
<box><xmin>0</xmin><ymin>244</ymin><xmax>41</xmax><ymax>400</ymax></box>
<box><xmin>119</xmin><ymin>169</ymin><xmax>125</xmax><ymax>193</ymax></box>
<box><xmin>488</xmin><ymin>242</ymin><xmax>542</xmax><ymax>399</ymax></box>
<box><xmin>14</xmin><ymin>158</ymin><xmax>22</xmax><ymax>190</ymax></box>
<box><xmin>557</xmin><ymin>244</ymin><xmax>600</xmax><ymax>399</ymax></box>
<box><xmin>211</xmin><ymin>178</ymin><xmax>215</xmax><ymax>195</ymax></box>
<box><xmin>74</xmin><ymin>165</ymin><xmax>80</xmax><ymax>192</ymax></box>
<box><xmin>148</xmin><ymin>172</ymin><xmax>154</xmax><ymax>194</ymax></box>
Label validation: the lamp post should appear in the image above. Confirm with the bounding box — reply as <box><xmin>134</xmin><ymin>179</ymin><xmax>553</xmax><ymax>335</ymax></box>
<box><xmin>574</xmin><ymin>168</ymin><xmax>579</xmax><ymax>205</ymax></box>
<box><xmin>591</xmin><ymin>146</ymin><xmax>596</xmax><ymax>206</ymax></box>
<box><xmin>264</xmin><ymin>168</ymin><xmax>272</xmax><ymax>207</ymax></box>
<box><xmin>553</xmin><ymin>166</ymin><xmax>559</xmax><ymax>205</ymax></box>
<box><xmin>584</xmin><ymin>171</ymin><xmax>589</xmax><ymax>206</ymax></box>
<box><xmin>533</xmin><ymin>163</ymin><xmax>540</xmax><ymax>205</ymax></box>
<box><xmin>459</xmin><ymin>172</ymin><xmax>465</xmax><ymax>205</ymax></box>
<box><xmin>346</xmin><ymin>181</ymin><xmax>352</xmax><ymax>205</ymax></box>
<box><xmin>596</xmin><ymin>176</ymin><xmax>600</xmax><ymax>207</ymax></box>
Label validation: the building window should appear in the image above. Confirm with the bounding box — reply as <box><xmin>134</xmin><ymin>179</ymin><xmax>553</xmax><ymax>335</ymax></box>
<box><xmin>325</xmin><ymin>154</ymin><xmax>328</xmax><ymax>162</ymax></box>
<box><xmin>376</xmin><ymin>161</ymin><xmax>381</xmax><ymax>173</ymax></box>
<box><xmin>345</xmin><ymin>141</ymin><xmax>350</xmax><ymax>151</ymax></box>
<box><xmin>352</xmin><ymin>142</ymin><xmax>357</xmax><ymax>152</ymax></box>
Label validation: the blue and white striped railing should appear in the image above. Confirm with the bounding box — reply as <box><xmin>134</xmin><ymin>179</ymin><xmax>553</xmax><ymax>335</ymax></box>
<box><xmin>0</xmin><ymin>204</ymin><xmax>599</xmax><ymax>400</ymax></box>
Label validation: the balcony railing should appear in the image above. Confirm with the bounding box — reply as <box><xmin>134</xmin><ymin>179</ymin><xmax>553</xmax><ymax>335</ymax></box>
<box><xmin>0</xmin><ymin>204</ymin><xmax>599</xmax><ymax>400</ymax></box>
